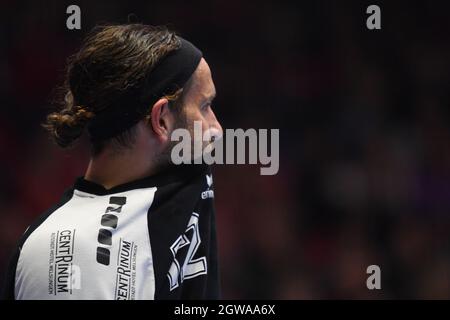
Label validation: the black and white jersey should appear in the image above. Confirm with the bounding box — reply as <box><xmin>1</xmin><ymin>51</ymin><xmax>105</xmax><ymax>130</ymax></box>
<box><xmin>2</xmin><ymin>164</ymin><xmax>220</xmax><ymax>300</ymax></box>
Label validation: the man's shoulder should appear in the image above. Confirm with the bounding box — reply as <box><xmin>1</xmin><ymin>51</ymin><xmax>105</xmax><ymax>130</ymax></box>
<box><xmin>2</xmin><ymin>186</ymin><xmax>75</xmax><ymax>300</ymax></box>
<box><xmin>19</xmin><ymin>187</ymin><xmax>75</xmax><ymax>248</ymax></box>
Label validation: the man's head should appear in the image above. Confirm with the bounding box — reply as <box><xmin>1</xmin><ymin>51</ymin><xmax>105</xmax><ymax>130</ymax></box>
<box><xmin>149</xmin><ymin>57</ymin><xmax>222</xmax><ymax>167</ymax></box>
<box><xmin>44</xmin><ymin>23</ymin><xmax>222</xmax><ymax>169</ymax></box>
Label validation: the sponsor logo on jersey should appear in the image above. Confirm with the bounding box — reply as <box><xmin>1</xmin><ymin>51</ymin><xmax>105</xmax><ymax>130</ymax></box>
<box><xmin>201</xmin><ymin>174</ymin><xmax>214</xmax><ymax>199</ymax></box>
<box><xmin>48</xmin><ymin>229</ymin><xmax>79</xmax><ymax>295</ymax></box>
<box><xmin>115</xmin><ymin>239</ymin><xmax>138</xmax><ymax>300</ymax></box>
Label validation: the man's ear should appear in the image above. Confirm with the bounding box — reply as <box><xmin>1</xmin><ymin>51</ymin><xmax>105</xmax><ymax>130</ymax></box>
<box><xmin>148</xmin><ymin>98</ymin><xmax>172</xmax><ymax>141</ymax></box>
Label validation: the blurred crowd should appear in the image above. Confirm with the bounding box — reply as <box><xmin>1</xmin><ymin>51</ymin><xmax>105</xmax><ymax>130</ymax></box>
<box><xmin>1</xmin><ymin>0</ymin><xmax>449</xmax><ymax>298</ymax></box>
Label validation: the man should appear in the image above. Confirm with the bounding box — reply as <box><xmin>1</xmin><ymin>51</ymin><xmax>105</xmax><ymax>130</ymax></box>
<box><xmin>2</xmin><ymin>24</ymin><xmax>222</xmax><ymax>300</ymax></box>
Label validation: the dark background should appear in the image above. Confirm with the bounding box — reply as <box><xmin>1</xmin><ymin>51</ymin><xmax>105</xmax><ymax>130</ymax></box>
<box><xmin>1</xmin><ymin>0</ymin><xmax>449</xmax><ymax>299</ymax></box>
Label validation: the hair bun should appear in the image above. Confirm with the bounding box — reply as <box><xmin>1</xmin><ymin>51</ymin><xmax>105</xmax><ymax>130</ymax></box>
<box><xmin>43</xmin><ymin>105</ymin><xmax>95</xmax><ymax>148</ymax></box>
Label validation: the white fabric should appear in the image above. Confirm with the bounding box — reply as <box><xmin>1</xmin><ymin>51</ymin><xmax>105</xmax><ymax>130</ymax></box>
<box><xmin>15</xmin><ymin>187</ymin><xmax>157</xmax><ymax>300</ymax></box>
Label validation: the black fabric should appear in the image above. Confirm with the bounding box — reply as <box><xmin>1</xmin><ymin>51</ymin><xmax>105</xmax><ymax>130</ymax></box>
<box><xmin>87</xmin><ymin>37</ymin><xmax>203</xmax><ymax>141</ymax></box>
<box><xmin>147</xmin><ymin>165</ymin><xmax>220</xmax><ymax>299</ymax></box>
<box><xmin>1</xmin><ymin>188</ymin><xmax>75</xmax><ymax>300</ymax></box>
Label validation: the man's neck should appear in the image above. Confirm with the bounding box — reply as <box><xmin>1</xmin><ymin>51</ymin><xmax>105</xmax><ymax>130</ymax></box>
<box><xmin>84</xmin><ymin>149</ymin><xmax>158</xmax><ymax>190</ymax></box>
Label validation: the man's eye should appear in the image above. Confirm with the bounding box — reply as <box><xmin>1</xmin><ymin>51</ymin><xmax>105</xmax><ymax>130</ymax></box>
<box><xmin>202</xmin><ymin>103</ymin><xmax>211</xmax><ymax>110</ymax></box>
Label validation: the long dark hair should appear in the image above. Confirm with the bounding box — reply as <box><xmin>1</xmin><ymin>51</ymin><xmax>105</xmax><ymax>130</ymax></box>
<box><xmin>44</xmin><ymin>23</ymin><xmax>183</xmax><ymax>153</ymax></box>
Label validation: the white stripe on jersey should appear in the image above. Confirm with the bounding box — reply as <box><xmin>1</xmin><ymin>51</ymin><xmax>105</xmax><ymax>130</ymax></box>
<box><xmin>15</xmin><ymin>187</ymin><xmax>157</xmax><ymax>300</ymax></box>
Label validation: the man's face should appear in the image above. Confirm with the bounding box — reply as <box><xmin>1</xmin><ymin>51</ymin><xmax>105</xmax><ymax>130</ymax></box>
<box><xmin>180</xmin><ymin>58</ymin><xmax>223</xmax><ymax>148</ymax></box>
<box><xmin>158</xmin><ymin>58</ymin><xmax>222</xmax><ymax>166</ymax></box>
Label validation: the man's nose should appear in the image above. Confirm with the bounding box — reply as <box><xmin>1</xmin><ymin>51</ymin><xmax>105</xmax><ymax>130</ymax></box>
<box><xmin>209</xmin><ymin>111</ymin><xmax>223</xmax><ymax>138</ymax></box>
